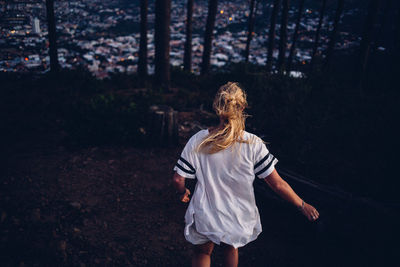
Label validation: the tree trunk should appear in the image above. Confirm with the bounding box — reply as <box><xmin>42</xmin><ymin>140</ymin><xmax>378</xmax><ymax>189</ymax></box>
<box><xmin>355</xmin><ymin>0</ymin><xmax>380</xmax><ymax>93</ymax></box>
<box><xmin>138</xmin><ymin>0</ymin><xmax>148</xmax><ymax>86</ymax></box>
<box><xmin>373</xmin><ymin>0</ymin><xmax>393</xmax><ymax>53</ymax></box>
<box><xmin>277</xmin><ymin>0</ymin><xmax>290</xmax><ymax>74</ymax></box>
<box><xmin>45</xmin><ymin>0</ymin><xmax>59</xmax><ymax>72</ymax></box>
<box><xmin>200</xmin><ymin>0</ymin><xmax>218</xmax><ymax>76</ymax></box>
<box><xmin>287</xmin><ymin>0</ymin><xmax>305</xmax><ymax>72</ymax></box>
<box><xmin>309</xmin><ymin>0</ymin><xmax>327</xmax><ymax>72</ymax></box>
<box><xmin>266</xmin><ymin>0</ymin><xmax>281</xmax><ymax>72</ymax></box>
<box><xmin>154</xmin><ymin>0</ymin><xmax>171</xmax><ymax>91</ymax></box>
<box><xmin>394</xmin><ymin>6</ymin><xmax>400</xmax><ymax>62</ymax></box>
<box><xmin>324</xmin><ymin>0</ymin><xmax>344</xmax><ymax>71</ymax></box>
<box><xmin>244</xmin><ymin>0</ymin><xmax>258</xmax><ymax>63</ymax></box>
<box><xmin>184</xmin><ymin>0</ymin><xmax>194</xmax><ymax>72</ymax></box>
<box><xmin>394</xmin><ymin>6</ymin><xmax>400</xmax><ymax>79</ymax></box>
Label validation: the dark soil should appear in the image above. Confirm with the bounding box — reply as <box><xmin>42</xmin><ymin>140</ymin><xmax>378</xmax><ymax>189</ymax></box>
<box><xmin>1</xmin><ymin>110</ymin><xmax>398</xmax><ymax>267</ymax></box>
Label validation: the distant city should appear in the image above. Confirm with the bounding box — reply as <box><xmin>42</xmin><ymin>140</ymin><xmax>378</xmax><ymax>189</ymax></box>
<box><xmin>0</xmin><ymin>0</ymin><xmax>377</xmax><ymax>78</ymax></box>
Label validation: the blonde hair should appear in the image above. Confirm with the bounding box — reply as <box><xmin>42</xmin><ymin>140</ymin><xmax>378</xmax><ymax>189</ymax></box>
<box><xmin>197</xmin><ymin>82</ymin><xmax>251</xmax><ymax>153</ymax></box>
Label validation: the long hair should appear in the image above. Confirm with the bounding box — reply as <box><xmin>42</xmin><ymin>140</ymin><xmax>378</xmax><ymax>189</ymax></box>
<box><xmin>197</xmin><ymin>82</ymin><xmax>251</xmax><ymax>153</ymax></box>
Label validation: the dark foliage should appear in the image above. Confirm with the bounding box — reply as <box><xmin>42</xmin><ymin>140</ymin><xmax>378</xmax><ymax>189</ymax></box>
<box><xmin>0</xmin><ymin>70</ymin><xmax>153</xmax><ymax>153</ymax></box>
<box><xmin>170</xmin><ymin>62</ymin><xmax>400</xmax><ymax>203</ymax></box>
<box><xmin>1</xmin><ymin>58</ymin><xmax>399</xmax><ymax>204</ymax></box>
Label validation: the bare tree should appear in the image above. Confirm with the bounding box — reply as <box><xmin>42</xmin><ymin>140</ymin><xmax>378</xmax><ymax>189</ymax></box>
<box><xmin>266</xmin><ymin>0</ymin><xmax>281</xmax><ymax>72</ymax></box>
<box><xmin>154</xmin><ymin>0</ymin><xmax>172</xmax><ymax>90</ymax></box>
<box><xmin>184</xmin><ymin>0</ymin><xmax>194</xmax><ymax>72</ymax></box>
<box><xmin>324</xmin><ymin>0</ymin><xmax>344</xmax><ymax>71</ymax></box>
<box><xmin>277</xmin><ymin>0</ymin><xmax>290</xmax><ymax>74</ymax></box>
<box><xmin>287</xmin><ymin>0</ymin><xmax>305</xmax><ymax>72</ymax></box>
<box><xmin>45</xmin><ymin>0</ymin><xmax>59</xmax><ymax>72</ymax></box>
<box><xmin>373</xmin><ymin>0</ymin><xmax>393</xmax><ymax>53</ymax></box>
<box><xmin>138</xmin><ymin>0</ymin><xmax>148</xmax><ymax>86</ymax></box>
<box><xmin>394</xmin><ymin>5</ymin><xmax>400</xmax><ymax>61</ymax></box>
<box><xmin>355</xmin><ymin>0</ymin><xmax>380</xmax><ymax>92</ymax></box>
<box><xmin>309</xmin><ymin>0</ymin><xmax>327</xmax><ymax>71</ymax></box>
<box><xmin>244</xmin><ymin>0</ymin><xmax>260</xmax><ymax>62</ymax></box>
<box><xmin>200</xmin><ymin>0</ymin><xmax>218</xmax><ymax>76</ymax></box>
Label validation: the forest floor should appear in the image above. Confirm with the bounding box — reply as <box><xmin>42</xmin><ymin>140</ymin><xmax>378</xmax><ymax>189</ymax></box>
<box><xmin>1</xmin><ymin>110</ymin><xmax>398</xmax><ymax>267</ymax></box>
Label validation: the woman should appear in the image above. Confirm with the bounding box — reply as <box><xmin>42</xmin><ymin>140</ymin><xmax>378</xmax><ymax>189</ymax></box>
<box><xmin>172</xmin><ymin>82</ymin><xmax>319</xmax><ymax>267</ymax></box>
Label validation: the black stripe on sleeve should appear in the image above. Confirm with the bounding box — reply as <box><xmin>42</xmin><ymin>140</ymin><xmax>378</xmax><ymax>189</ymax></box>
<box><xmin>179</xmin><ymin>157</ymin><xmax>195</xmax><ymax>172</ymax></box>
<box><xmin>255</xmin><ymin>156</ymin><xmax>275</xmax><ymax>176</ymax></box>
<box><xmin>175</xmin><ymin>163</ymin><xmax>196</xmax><ymax>175</ymax></box>
<box><xmin>254</xmin><ymin>153</ymin><xmax>270</xmax><ymax>169</ymax></box>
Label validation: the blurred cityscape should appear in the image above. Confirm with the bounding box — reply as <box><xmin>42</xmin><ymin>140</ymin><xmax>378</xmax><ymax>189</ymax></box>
<box><xmin>0</xmin><ymin>0</ymin><xmax>381</xmax><ymax>78</ymax></box>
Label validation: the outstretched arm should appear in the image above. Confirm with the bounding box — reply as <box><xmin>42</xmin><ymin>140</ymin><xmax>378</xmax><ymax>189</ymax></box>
<box><xmin>264</xmin><ymin>169</ymin><xmax>319</xmax><ymax>221</ymax></box>
<box><xmin>172</xmin><ymin>172</ymin><xmax>191</xmax><ymax>203</ymax></box>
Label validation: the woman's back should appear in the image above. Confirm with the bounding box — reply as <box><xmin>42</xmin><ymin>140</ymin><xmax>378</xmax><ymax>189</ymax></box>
<box><xmin>174</xmin><ymin>128</ymin><xmax>278</xmax><ymax>248</ymax></box>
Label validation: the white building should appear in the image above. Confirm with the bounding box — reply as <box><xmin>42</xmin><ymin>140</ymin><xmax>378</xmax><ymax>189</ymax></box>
<box><xmin>32</xmin><ymin>17</ymin><xmax>40</xmax><ymax>35</ymax></box>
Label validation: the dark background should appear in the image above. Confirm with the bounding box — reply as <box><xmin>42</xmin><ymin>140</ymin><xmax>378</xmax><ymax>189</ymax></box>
<box><xmin>1</xmin><ymin>0</ymin><xmax>399</xmax><ymax>266</ymax></box>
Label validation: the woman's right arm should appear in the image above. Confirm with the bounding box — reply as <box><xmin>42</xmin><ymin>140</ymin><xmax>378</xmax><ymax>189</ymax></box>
<box><xmin>263</xmin><ymin>169</ymin><xmax>320</xmax><ymax>221</ymax></box>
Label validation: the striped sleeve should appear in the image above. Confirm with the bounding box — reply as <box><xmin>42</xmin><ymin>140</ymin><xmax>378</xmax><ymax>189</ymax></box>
<box><xmin>173</xmin><ymin>137</ymin><xmax>197</xmax><ymax>179</ymax></box>
<box><xmin>253</xmin><ymin>140</ymin><xmax>278</xmax><ymax>179</ymax></box>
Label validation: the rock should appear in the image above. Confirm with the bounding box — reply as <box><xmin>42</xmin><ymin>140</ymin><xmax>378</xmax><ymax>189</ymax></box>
<box><xmin>86</xmin><ymin>196</ymin><xmax>99</xmax><ymax>207</ymax></box>
<box><xmin>70</xmin><ymin>202</ymin><xmax>81</xmax><ymax>209</ymax></box>
<box><xmin>13</xmin><ymin>217</ymin><xmax>20</xmax><ymax>225</ymax></box>
<box><xmin>1</xmin><ymin>211</ymin><xmax>7</xmax><ymax>223</ymax></box>
<box><xmin>31</xmin><ymin>208</ymin><xmax>41</xmax><ymax>222</ymax></box>
<box><xmin>148</xmin><ymin>105</ymin><xmax>178</xmax><ymax>146</ymax></box>
<box><xmin>59</xmin><ymin>240</ymin><xmax>67</xmax><ymax>251</ymax></box>
<box><xmin>71</xmin><ymin>156</ymin><xmax>80</xmax><ymax>163</ymax></box>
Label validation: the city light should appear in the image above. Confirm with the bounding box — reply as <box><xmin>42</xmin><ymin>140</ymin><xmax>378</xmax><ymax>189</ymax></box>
<box><xmin>0</xmin><ymin>0</ymin><xmax>388</xmax><ymax>78</ymax></box>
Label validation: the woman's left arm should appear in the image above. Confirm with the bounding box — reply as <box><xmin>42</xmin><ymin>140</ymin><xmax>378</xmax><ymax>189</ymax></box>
<box><xmin>264</xmin><ymin>169</ymin><xmax>320</xmax><ymax>221</ymax></box>
<box><xmin>172</xmin><ymin>172</ymin><xmax>191</xmax><ymax>202</ymax></box>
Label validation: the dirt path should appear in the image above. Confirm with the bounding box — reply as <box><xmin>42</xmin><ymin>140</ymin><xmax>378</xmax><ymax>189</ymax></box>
<box><xmin>0</xmin><ymin>141</ymin><xmax>321</xmax><ymax>266</ymax></box>
<box><xmin>2</xmin><ymin>144</ymin><xmax>188</xmax><ymax>266</ymax></box>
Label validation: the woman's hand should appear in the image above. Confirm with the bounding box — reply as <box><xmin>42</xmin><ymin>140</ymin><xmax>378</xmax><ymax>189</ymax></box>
<box><xmin>299</xmin><ymin>202</ymin><xmax>320</xmax><ymax>222</ymax></box>
<box><xmin>179</xmin><ymin>188</ymin><xmax>191</xmax><ymax>203</ymax></box>
<box><xmin>172</xmin><ymin>172</ymin><xmax>190</xmax><ymax>202</ymax></box>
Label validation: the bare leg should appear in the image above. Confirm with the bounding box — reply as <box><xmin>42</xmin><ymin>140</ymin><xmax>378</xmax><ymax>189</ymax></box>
<box><xmin>221</xmin><ymin>242</ymin><xmax>238</xmax><ymax>267</ymax></box>
<box><xmin>192</xmin><ymin>241</ymin><xmax>215</xmax><ymax>267</ymax></box>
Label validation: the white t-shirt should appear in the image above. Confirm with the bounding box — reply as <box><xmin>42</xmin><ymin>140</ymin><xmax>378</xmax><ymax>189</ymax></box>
<box><xmin>173</xmin><ymin>129</ymin><xmax>278</xmax><ymax>248</ymax></box>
